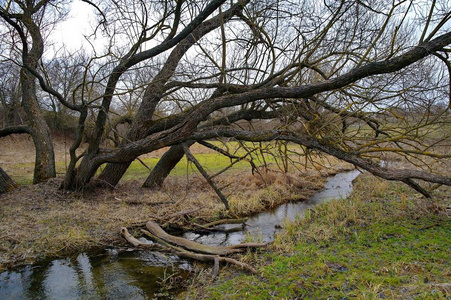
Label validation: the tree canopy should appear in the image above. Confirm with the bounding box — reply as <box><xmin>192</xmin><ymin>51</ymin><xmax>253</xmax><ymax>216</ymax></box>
<box><xmin>1</xmin><ymin>0</ymin><xmax>450</xmax><ymax>199</ymax></box>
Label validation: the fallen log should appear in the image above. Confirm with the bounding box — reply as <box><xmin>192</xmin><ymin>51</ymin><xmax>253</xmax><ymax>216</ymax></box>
<box><xmin>140</xmin><ymin>229</ymin><xmax>258</xmax><ymax>274</ymax></box>
<box><xmin>146</xmin><ymin>220</ymin><xmax>265</xmax><ymax>255</ymax></box>
<box><xmin>120</xmin><ymin>227</ymin><xmax>165</xmax><ymax>251</ymax></box>
<box><xmin>121</xmin><ymin>221</ymin><xmax>266</xmax><ymax>277</ymax></box>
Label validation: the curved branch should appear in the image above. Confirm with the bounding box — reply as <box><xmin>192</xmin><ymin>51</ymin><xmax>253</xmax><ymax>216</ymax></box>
<box><xmin>0</xmin><ymin>9</ymin><xmax>28</xmax><ymax>55</ymax></box>
<box><xmin>0</xmin><ymin>125</ymin><xmax>31</xmax><ymax>138</ymax></box>
<box><xmin>189</xmin><ymin>128</ymin><xmax>451</xmax><ymax>194</ymax></box>
<box><xmin>25</xmin><ymin>65</ymin><xmax>82</xmax><ymax>111</ymax></box>
<box><xmin>142</xmin><ymin>30</ymin><xmax>451</xmax><ymax>139</ymax></box>
<box><xmin>80</xmin><ymin>0</ymin><xmax>107</xmax><ymax>26</ymax></box>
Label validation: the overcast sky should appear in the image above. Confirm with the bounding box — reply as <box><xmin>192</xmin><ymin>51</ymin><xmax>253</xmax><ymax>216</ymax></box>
<box><xmin>50</xmin><ymin>1</ymin><xmax>105</xmax><ymax>54</ymax></box>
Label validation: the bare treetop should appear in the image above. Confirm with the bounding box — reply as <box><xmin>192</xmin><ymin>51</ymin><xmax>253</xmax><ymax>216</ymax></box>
<box><xmin>0</xmin><ymin>0</ymin><xmax>450</xmax><ymax>197</ymax></box>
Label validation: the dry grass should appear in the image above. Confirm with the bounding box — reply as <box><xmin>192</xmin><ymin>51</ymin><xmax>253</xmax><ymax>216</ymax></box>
<box><xmin>0</xmin><ymin>135</ymin><xmax>353</xmax><ymax>272</ymax></box>
<box><xmin>191</xmin><ymin>172</ymin><xmax>451</xmax><ymax>299</ymax></box>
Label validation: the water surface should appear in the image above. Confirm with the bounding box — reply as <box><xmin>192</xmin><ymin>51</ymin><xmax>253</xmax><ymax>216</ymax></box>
<box><xmin>0</xmin><ymin>250</ymin><xmax>191</xmax><ymax>299</ymax></box>
<box><xmin>1</xmin><ymin>169</ymin><xmax>360</xmax><ymax>299</ymax></box>
<box><xmin>183</xmin><ymin>169</ymin><xmax>361</xmax><ymax>245</ymax></box>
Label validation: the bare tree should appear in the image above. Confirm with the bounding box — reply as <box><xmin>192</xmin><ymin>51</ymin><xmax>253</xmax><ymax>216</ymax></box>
<box><xmin>1</xmin><ymin>0</ymin><xmax>450</xmax><ymax>198</ymax></box>
<box><xmin>59</xmin><ymin>0</ymin><xmax>451</xmax><ymax>195</ymax></box>
<box><xmin>0</xmin><ymin>0</ymin><xmax>62</xmax><ymax>183</ymax></box>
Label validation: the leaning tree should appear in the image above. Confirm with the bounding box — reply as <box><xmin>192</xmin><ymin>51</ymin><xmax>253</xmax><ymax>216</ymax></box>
<box><xmin>2</xmin><ymin>0</ymin><xmax>450</xmax><ymax>198</ymax></box>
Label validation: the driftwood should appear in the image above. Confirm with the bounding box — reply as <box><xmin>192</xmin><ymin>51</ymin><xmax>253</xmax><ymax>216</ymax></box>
<box><xmin>120</xmin><ymin>227</ymin><xmax>165</xmax><ymax>251</ymax></box>
<box><xmin>141</xmin><ymin>228</ymin><xmax>258</xmax><ymax>274</ymax></box>
<box><xmin>146</xmin><ymin>220</ymin><xmax>265</xmax><ymax>255</ymax></box>
<box><xmin>121</xmin><ymin>220</ymin><xmax>266</xmax><ymax>277</ymax></box>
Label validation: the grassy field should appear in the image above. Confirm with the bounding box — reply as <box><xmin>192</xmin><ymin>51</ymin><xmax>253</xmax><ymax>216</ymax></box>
<box><xmin>2</xmin><ymin>138</ymin><xmax>313</xmax><ymax>185</ymax></box>
<box><xmin>186</xmin><ymin>175</ymin><xmax>451</xmax><ymax>299</ymax></box>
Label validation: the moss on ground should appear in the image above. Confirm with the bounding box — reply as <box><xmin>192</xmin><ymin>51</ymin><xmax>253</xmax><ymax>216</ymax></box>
<box><xmin>191</xmin><ymin>175</ymin><xmax>451</xmax><ymax>299</ymax></box>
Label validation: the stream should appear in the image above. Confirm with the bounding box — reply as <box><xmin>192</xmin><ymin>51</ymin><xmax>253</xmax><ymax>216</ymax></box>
<box><xmin>184</xmin><ymin>169</ymin><xmax>361</xmax><ymax>245</ymax></box>
<box><xmin>0</xmin><ymin>169</ymin><xmax>360</xmax><ymax>299</ymax></box>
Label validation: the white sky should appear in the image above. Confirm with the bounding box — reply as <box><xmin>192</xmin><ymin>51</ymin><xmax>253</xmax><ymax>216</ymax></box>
<box><xmin>49</xmin><ymin>1</ymin><xmax>106</xmax><ymax>54</ymax></box>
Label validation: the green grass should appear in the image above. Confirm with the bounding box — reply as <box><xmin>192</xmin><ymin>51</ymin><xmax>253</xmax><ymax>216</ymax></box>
<box><xmin>193</xmin><ymin>175</ymin><xmax>451</xmax><ymax>299</ymax></box>
<box><xmin>121</xmin><ymin>153</ymin><xmax>251</xmax><ymax>182</ymax></box>
<box><xmin>7</xmin><ymin>161</ymin><xmax>70</xmax><ymax>186</ymax></box>
<box><xmin>120</xmin><ymin>142</ymin><xmax>307</xmax><ymax>182</ymax></box>
<box><xmin>6</xmin><ymin>140</ymin><xmax>326</xmax><ymax>186</ymax></box>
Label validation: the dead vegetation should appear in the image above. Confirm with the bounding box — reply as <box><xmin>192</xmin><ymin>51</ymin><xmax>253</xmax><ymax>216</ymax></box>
<box><xmin>0</xmin><ymin>136</ymin><xmax>353</xmax><ymax>272</ymax></box>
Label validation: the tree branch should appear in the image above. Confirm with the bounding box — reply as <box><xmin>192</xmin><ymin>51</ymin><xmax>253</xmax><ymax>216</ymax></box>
<box><xmin>189</xmin><ymin>128</ymin><xmax>451</xmax><ymax>191</ymax></box>
<box><xmin>0</xmin><ymin>125</ymin><xmax>31</xmax><ymax>138</ymax></box>
<box><xmin>182</xmin><ymin>143</ymin><xmax>230</xmax><ymax>209</ymax></box>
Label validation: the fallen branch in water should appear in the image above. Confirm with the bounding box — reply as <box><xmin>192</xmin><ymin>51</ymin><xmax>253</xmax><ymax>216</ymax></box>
<box><xmin>141</xmin><ymin>228</ymin><xmax>258</xmax><ymax>274</ymax></box>
<box><xmin>200</xmin><ymin>218</ymin><xmax>248</xmax><ymax>228</ymax></box>
<box><xmin>146</xmin><ymin>220</ymin><xmax>266</xmax><ymax>255</ymax></box>
<box><xmin>120</xmin><ymin>227</ymin><xmax>165</xmax><ymax>251</ymax></box>
<box><xmin>120</xmin><ymin>220</ymin><xmax>265</xmax><ymax>277</ymax></box>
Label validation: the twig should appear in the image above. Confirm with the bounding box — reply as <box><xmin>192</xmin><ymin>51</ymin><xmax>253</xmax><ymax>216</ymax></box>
<box><xmin>420</xmin><ymin>223</ymin><xmax>439</xmax><ymax>230</ymax></box>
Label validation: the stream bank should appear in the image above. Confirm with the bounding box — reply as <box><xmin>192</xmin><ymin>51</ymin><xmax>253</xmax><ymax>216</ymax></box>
<box><xmin>0</xmin><ymin>170</ymin><xmax>361</xmax><ymax>299</ymax></box>
<box><xmin>192</xmin><ymin>175</ymin><xmax>451</xmax><ymax>299</ymax></box>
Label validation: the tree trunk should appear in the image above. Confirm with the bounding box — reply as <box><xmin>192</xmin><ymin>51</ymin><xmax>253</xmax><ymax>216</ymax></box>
<box><xmin>16</xmin><ymin>7</ymin><xmax>56</xmax><ymax>184</ymax></box>
<box><xmin>0</xmin><ymin>167</ymin><xmax>18</xmax><ymax>194</ymax></box>
<box><xmin>21</xmin><ymin>68</ymin><xmax>56</xmax><ymax>184</ymax></box>
<box><xmin>142</xmin><ymin>144</ymin><xmax>187</xmax><ymax>189</ymax></box>
<box><xmin>96</xmin><ymin>3</ymin><xmax>247</xmax><ymax>188</ymax></box>
<box><xmin>97</xmin><ymin>162</ymin><xmax>132</xmax><ymax>188</ymax></box>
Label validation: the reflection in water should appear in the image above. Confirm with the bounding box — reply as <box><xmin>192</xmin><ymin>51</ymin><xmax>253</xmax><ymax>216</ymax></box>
<box><xmin>184</xmin><ymin>169</ymin><xmax>361</xmax><ymax>245</ymax></box>
<box><xmin>0</xmin><ymin>250</ymin><xmax>191</xmax><ymax>299</ymax></box>
<box><xmin>1</xmin><ymin>170</ymin><xmax>360</xmax><ymax>299</ymax></box>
